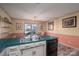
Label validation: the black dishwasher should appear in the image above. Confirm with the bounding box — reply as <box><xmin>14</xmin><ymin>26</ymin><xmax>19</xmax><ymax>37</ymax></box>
<box><xmin>46</xmin><ymin>39</ymin><xmax>58</xmax><ymax>56</ymax></box>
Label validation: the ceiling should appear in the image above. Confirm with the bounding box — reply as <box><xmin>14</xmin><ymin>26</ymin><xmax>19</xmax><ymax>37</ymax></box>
<box><xmin>0</xmin><ymin>3</ymin><xmax>79</xmax><ymax>21</ymax></box>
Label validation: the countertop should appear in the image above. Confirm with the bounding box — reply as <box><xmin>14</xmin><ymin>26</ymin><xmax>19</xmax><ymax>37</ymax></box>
<box><xmin>0</xmin><ymin>35</ymin><xmax>57</xmax><ymax>53</ymax></box>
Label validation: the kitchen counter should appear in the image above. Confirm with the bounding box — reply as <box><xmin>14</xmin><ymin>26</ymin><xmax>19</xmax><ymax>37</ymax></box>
<box><xmin>0</xmin><ymin>35</ymin><xmax>57</xmax><ymax>53</ymax></box>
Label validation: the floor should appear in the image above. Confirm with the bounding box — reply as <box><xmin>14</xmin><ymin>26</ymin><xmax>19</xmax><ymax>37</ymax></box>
<box><xmin>58</xmin><ymin>43</ymin><xmax>79</xmax><ymax>56</ymax></box>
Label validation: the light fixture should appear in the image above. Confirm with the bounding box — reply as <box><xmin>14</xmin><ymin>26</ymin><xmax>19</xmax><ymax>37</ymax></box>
<box><xmin>32</xmin><ymin>16</ymin><xmax>37</xmax><ymax>23</ymax></box>
<box><xmin>34</xmin><ymin>16</ymin><xmax>36</xmax><ymax>20</ymax></box>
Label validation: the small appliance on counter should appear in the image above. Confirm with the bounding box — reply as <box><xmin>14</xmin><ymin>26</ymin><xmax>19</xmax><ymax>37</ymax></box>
<box><xmin>31</xmin><ymin>32</ymin><xmax>40</xmax><ymax>41</ymax></box>
<box><xmin>31</xmin><ymin>34</ymin><xmax>39</xmax><ymax>41</ymax></box>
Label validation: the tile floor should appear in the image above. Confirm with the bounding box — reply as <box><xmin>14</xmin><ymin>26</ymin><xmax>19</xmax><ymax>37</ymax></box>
<box><xmin>58</xmin><ymin>43</ymin><xmax>79</xmax><ymax>56</ymax></box>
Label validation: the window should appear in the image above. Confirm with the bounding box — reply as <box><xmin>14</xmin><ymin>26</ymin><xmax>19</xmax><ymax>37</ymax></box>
<box><xmin>25</xmin><ymin>24</ymin><xmax>38</xmax><ymax>34</ymax></box>
<box><xmin>25</xmin><ymin>24</ymin><xmax>31</xmax><ymax>34</ymax></box>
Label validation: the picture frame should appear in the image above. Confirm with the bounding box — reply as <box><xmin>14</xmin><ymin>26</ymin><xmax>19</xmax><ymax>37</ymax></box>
<box><xmin>62</xmin><ymin>16</ymin><xmax>77</xmax><ymax>28</ymax></box>
<box><xmin>16</xmin><ymin>23</ymin><xmax>23</xmax><ymax>30</ymax></box>
<box><xmin>48</xmin><ymin>22</ymin><xmax>54</xmax><ymax>30</ymax></box>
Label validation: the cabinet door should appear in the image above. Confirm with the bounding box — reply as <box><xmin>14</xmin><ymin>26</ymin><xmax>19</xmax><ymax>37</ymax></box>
<box><xmin>21</xmin><ymin>45</ymin><xmax>46</xmax><ymax>56</ymax></box>
<box><xmin>33</xmin><ymin>45</ymin><xmax>46</xmax><ymax>56</ymax></box>
<box><xmin>21</xmin><ymin>48</ymin><xmax>33</xmax><ymax>56</ymax></box>
<box><xmin>7</xmin><ymin>46</ymin><xmax>21</xmax><ymax>56</ymax></box>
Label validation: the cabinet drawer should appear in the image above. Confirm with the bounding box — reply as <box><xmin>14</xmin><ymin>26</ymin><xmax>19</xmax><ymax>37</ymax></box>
<box><xmin>20</xmin><ymin>41</ymin><xmax>46</xmax><ymax>50</ymax></box>
<box><xmin>8</xmin><ymin>52</ymin><xmax>20</xmax><ymax>56</ymax></box>
<box><xmin>20</xmin><ymin>43</ymin><xmax>34</xmax><ymax>49</ymax></box>
<box><xmin>8</xmin><ymin>47</ymin><xmax>18</xmax><ymax>52</ymax></box>
<box><xmin>34</xmin><ymin>41</ymin><xmax>46</xmax><ymax>46</ymax></box>
<box><xmin>7</xmin><ymin>46</ymin><xmax>21</xmax><ymax>56</ymax></box>
<box><xmin>7</xmin><ymin>46</ymin><xmax>19</xmax><ymax>52</ymax></box>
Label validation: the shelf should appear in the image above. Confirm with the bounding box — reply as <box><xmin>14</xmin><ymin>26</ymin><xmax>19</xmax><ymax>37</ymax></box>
<box><xmin>1</xmin><ymin>26</ymin><xmax>10</xmax><ymax>28</ymax></box>
<box><xmin>0</xmin><ymin>32</ymin><xmax>9</xmax><ymax>34</ymax></box>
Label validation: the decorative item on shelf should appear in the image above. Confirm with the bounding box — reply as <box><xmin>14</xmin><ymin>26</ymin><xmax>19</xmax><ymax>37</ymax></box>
<box><xmin>16</xmin><ymin>23</ymin><xmax>23</xmax><ymax>30</ymax></box>
<box><xmin>48</xmin><ymin>21</ymin><xmax>54</xmax><ymax>30</ymax></box>
<box><xmin>3</xmin><ymin>17</ymin><xmax>12</xmax><ymax>24</ymax></box>
<box><xmin>62</xmin><ymin>16</ymin><xmax>77</xmax><ymax>28</ymax></box>
<box><xmin>0</xmin><ymin>16</ymin><xmax>12</xmax><ymax>24</ymax></box>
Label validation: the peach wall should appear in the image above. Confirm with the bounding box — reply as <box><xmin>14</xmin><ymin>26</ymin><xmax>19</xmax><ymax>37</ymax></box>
<box><xmin>47</xmin><ymin>33</ymin><xmax>79</xmax><ymax>48</ymax></box>
<box><xmin>46</xmin><ymin>11</ymin><xmax>79</xmax><ymax>48</ymax></box>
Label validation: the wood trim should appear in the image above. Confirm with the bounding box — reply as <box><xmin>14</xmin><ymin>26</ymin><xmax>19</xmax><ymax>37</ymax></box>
<box><xmin>11</xmin><ymin>17</ymin><xmax>47</xmax><ymax>22</ymax></box>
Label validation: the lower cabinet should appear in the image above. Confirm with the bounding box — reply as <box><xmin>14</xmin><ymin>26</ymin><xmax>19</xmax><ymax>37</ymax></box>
<box><xmin>6</xmin><ymin>46</ymin><xmax>21</xmax><ymax>56</ymax></box>
<box><xmin>6</xmin><ymin>41</ymin><xmax>46</xmax><ymax>56</ymax></box>
<box><xmin>21</xmin><ymin>48</ymin><xmax>33</xmax><ymax>56</ymax></box>
<box><xmin>34</xmin><ymin>45</ymin><xmax>46</xmax><ymax>56</ymax></box>
<box><xmin>2</xmin><ymin>39</ymin><xmax>58</xmax><ymax>56</ymax></box>
<box><xmin>21</xmin><ymin>45</ymin><xmax>46</xmax><ymax>56</ymax></box>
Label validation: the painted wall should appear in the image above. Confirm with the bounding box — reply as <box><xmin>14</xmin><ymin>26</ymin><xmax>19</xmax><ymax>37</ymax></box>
<box><xmin>48</xmin><ymin>12</ymin><xmax>79</xmax><ymax>36</ymax></box>
<box><xmin>0</xmin><ymin>8</ymin><xmax>12</xmax><ymax>39</ymax></box>
<box><xmin>11</xmin><ymin>18</ymin><xmax>47</xmax><ymax>37</ymax></box>
<box><xmin>47</xmin><ymin>11</ymin><xmax>79</xmax><ymax>48</ymax></box>
<box><xmin>0</xmin><ymin>8</ymin><xmax>46</xmax><ymax>38</ymax></box>
<box><xmin>11</xmin><ymin>18</ymin><xmax>25</xmax><ymax>33</ymax></box>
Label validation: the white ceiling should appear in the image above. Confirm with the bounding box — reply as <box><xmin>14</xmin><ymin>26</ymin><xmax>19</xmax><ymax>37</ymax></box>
<box><xmin>0</xmin><ymin>3</ymin><xmax>79</xmax><ymax>21</ymax></box>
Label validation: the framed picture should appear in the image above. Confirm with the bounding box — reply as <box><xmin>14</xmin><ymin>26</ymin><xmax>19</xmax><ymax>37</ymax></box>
<box><xmin>62</xmin><ymin>16</ymin><xmax>77</xmax><ymax>28</ymax></box>
<box><xmin>48</xmin><ymin>22</ymin><xmax>54</xmax><ymax>30</ymax></box>
<box><xmin>16</xmin><ymin>23</ymin><xmax>23</xmax><ymax>30</ymax></box>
